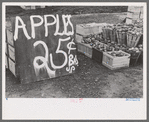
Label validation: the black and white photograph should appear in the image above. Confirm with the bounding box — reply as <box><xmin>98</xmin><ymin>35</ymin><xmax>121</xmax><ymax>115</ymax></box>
<box><xmin>2</xmin><ymin>2</ymin><xmax>147</xmax><ymax>120</ymax></box>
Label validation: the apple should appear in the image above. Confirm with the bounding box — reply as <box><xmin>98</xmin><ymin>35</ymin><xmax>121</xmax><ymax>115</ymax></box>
<box><xmin>139</xmin><ymin>48</ymin><xmax>143</xmax><ymax>52</ymax></box>
<box><xmin>138</xmin><ymin>44</ymin><xmax>143</xmax><ymax>48</ymax></box>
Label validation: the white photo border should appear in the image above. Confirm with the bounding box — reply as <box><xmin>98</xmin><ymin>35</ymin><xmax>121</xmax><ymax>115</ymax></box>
<box><xmin>2</xmin><ymin>2</ymin><xmax>147</xmax><ymax>120</ymax></box>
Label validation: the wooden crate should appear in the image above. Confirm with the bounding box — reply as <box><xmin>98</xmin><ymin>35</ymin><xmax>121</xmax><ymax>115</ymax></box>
<box><xmin>127</xmin><ymin>12</ymin><xmax>140</xmax><ymax>20</ymax></box>
<box><xmin>109</xmin><ymin>28</ymin><xmax>117</xmax><ymax>42</ymax></box>
<box><xmin>102</xmin><ymin>51</ymin><xmax>130</xmax><ymax>70</ymax></box>
<box><xmin>92</xmin><ymin>48</ymin><xmax>103</xmax><ymax>64</ymax></box>
<box><xmin>102</xmin><ymin>27</ymin><xmax>111</xmax><ymax>40</ymax></box>
<box><xmin>102</xmin><ymin>26</ymin><xmax>116</xmax><ymax>42</ymax></box>
<box><xmin>75</xmin><ymin>34</ymin><xmax>83</xmax><ymax>43</ymax></box>
<box><xmin>116</xmin><ymin>30</ymin><xmax>127</xmax><ymax>45</ymax></box>
<box><xmin>130</xmin><ymin>53</ymin><xmax>141</xmax><ymax>66</ymax></box>
<box><xmin>127</xmin><ymin>33</ymin><xmax>142</xmax><ymax>47</ymax></box>
<box><xmin>77</xmin><ymin>42</ymin><xmax>92</xmax><ymax>58</ymax></box>
<box><xmin>76</xmin><ymin>23</ymin><xmax>107</xmax><ymax>36</ymax></box>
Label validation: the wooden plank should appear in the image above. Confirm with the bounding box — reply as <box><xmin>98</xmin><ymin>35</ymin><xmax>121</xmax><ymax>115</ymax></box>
<box><xmin>6</xmin><ymin>29</ymin><xmax>14</xmax><ymax>46</ymax></box>
<box><xmin>75</xmin><ymin>34</ymin><xmax>83</xmax><ymax>43</ymax></box>
<box><xmin>8</xmin><ymin>45</ymin><xmax>15</xmax><ymax>61</ymax></box>
<box><xmin>8</xmin><ymin>58</ymin><xmax>16</xmax><ymax>76</ymax></box>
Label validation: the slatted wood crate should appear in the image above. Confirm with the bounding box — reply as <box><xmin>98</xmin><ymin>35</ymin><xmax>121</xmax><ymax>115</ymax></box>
<box><xmin>77</xmin><ymin>42</ymin><xmax>92</xmax><ymax>58</ymax></box>
<box><xmin>126</xmin><ymin>6</ymin><xmax>143</xmax><ymax>24</ymax></box>
<box><xmin>76</xmin><ymin>23</ymin><xmax>107</xmax><ymax>58</ymax></box>
<box><xmin>5</xmin><ymin>19</ymin><xmax>16</xmax><ymax>75</ymax></box>
<box><xmin>129</xmin><ymin>51</ymin><xmax>142</xmax><ymax>66</ymax></box>
<box><xmin>76</xmin><ymin>23</ymin><xmax>107</xmax><ymax>37</ymax></box>
<box><xmin>127</xmin><ymin>32</ymin><xmax>142</xmax><ymax>47</ymax></box>
<box><xmin>102</xmin><ymin>50</ymin><xmax>130</xmax><ymax>70</ymax></box>
<box><xmin>102</xmin><ymin>25</ymin><xmax>116</xmax><ymax>42</ymax></box>
<box><xmin>116</xmin><ymin>30</ymin><xmax>127</xmax><ymax>45</ymax></box>
<box><xmin>92</xmin><ymin>48</ymin><xmax>103</xmax><ymax>64</ymax></box>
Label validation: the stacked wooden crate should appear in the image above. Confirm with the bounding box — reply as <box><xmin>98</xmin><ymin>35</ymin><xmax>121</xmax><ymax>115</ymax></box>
<box><xmin>76</xmin><ymin>23</ymin><xmax>107</xmax><ymax>58</ymax></box>
<box><xmin>5</xmin><ymin>19</ymin><xmax>16</xmax><ymax>76</ymax></box>
<box><xmin>126</xmin><ymin>6</ymin><xmax>143</xmax><ymax>24</ymax></box>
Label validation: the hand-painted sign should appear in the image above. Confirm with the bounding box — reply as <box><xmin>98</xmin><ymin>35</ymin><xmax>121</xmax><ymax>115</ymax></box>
<box><xmin>9</xmin><ymin>14</ymin><xmax>78</xmax><ymax>83</ymax></box>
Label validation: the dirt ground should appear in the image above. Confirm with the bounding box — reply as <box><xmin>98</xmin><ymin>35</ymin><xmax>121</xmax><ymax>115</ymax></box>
<box><xmin>6</xmin><ymin>52</ymin><xmax>143</xmax><ymax>98</ymax></box>
<box><xmin>5</xmin><ymin>6</ymin><xmax>143</xmax><ymax>98</ymax></box>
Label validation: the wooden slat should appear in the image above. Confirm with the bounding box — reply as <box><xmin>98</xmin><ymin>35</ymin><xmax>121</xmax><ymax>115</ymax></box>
<box><xmin>6</xmin><ymin>29</ymin><xmax>14</xmax><ymax>46</ymax></box>
<box><xmin>8</xmin><ymin>58</ymin><xmax>16</xmax><ymax>76</ymax></box>
<box><xmin>76</xmin><ymin>23</ymin><xmax>107</xmax><ymax>36</ymax></box>
<box><xmin>8</xmin><ymin>45</ymin><xmax>15</xmax><ymax>61</ymax></box>
<box><xmin>75</xmin><ymin>34</ymin><xmax>83</xmax><ymax>43</ymax></box>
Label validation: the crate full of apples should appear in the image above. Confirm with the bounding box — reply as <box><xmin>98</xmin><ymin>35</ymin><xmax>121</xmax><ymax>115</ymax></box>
<box><xmin>125</xmin><ymin>44</ymin><xmax>143</xmax><ymax>65</ymax></box>
<box><xmin>102</xmin><ymin>50</ymin><xmax>130</xmax><ymax>70</ymax></box>
<box><xmin>102</xmin><ymin>24</ymin><xmax>117</xmax><ymax>43</ymax></box>
<box><xmin>126</xmin><ymin>27</ymin><xmax>143</xmax><ymax>47</ymax></box>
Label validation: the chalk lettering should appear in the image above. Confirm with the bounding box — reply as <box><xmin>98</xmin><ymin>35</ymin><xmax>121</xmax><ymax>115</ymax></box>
<box><xmin>54</xmin><ymin>14</ymin><xmax>64</xmax><ymax>36</ymax></box>
<box><xmin>33</xmin><ymin>41</ymin><xmax>55</xmax><ymax>78</ymax></box>
<box><xmin>44</xmin><ymin>15</ymin><xmax>57</xmax><ymax>37</ymax></box>
<box><xmin>62</xmin><ymin>15</ymin><xmax>74</xmax><ymax>36</ymax></box>
<box><xmin>14</xmin><ymin>16</ymin><xmax>31</xmax><ymax>41</ymax></box>
<box><xmin>50</xmin><ymin>37</ymin><xmax>70</xmax><ymax>69</ymax></box>
<box><xmin>30</xmin><ymin>15</ymin><xmax>44</xmax><ymax>39</ymax></box>
<box><xmin>54</xmin><ymin>14</ymin><xmax>74</xmax><ymax>36</ymax></box>
<box><xmin>67</xmin><ymin>38</ymin><xmax>76</xmax><ymax>54</ymax></box>
<box><xmin>66</xmin><ymin>54</ymin><xmax>78</xmax><ymax>73</ymax></box>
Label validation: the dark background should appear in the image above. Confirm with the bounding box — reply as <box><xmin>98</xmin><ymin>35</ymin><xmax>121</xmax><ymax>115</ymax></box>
<box><xmin>6</xmin><ymin>6</ymin><xmax>128</xmax><ymax>17</ymax></box>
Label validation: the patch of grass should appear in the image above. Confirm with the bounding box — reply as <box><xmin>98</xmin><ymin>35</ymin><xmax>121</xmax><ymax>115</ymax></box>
<box><xmin>6</xmin><ymin>6</ymin><xmax>128</xmax><ymax>17</ymax></box>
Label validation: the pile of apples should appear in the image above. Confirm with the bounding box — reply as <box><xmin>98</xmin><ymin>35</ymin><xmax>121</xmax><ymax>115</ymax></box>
<box><xmin>81</xmin><ymin>33</ymin><xmax>104</xmax><ymax>44</ymax></box>
<box><xmin>108</xmin><ymin>51</ymin><xmax>127</xmax><ymax>57</ymax></box>
<box><xmin>80</xmin><ymin>28</ymin><xmax>143</xmax><ymax>58</ymax></box>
